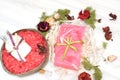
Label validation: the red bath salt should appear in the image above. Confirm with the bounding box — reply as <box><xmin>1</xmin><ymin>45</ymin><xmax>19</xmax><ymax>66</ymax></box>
<box><xmin>1</xmin><ymin>29</ymin><xmax>48</xmax><ymax>75</ymax></box>
<box><xmin>54</xmin><ymin>24</ymin><xmax>86</xmax><ymax>70</ymax></box>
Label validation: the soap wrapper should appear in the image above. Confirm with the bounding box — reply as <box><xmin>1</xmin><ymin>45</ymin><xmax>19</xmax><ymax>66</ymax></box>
<box><xmin>5</xmin><ymin>33</ymin><xmax>31</xmax><ymax>61</ymax></box>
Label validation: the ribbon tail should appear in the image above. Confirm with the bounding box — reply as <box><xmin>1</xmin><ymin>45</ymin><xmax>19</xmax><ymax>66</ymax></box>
<box><xmin>56</xmin><ymin>43</ymin><xmax>66</xmax><ymax>46</ymax></box>
<box><xmin>70</xmin><ymin>46</ymin><xmax>78</xmax><ymax>52</ymax></box>
<box><xmin>71</xmin><ymin>40</ymin><xmax>83</xmax><ymax>44</ymax></box>
<box><xmin>62</xmin><ymin>46</ymin><xmax>69</xmax><ymax>60</ymax></box>
<box><xmin>16</xmin><ymin>50</ymin><xmax>24</xmax><ymax>62</ymax></box>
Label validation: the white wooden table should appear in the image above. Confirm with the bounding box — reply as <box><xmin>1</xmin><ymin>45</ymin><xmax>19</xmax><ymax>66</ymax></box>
<box><xmin>0</xmin><ymin>0</ymin><xmax>120</xmax><ymax>80</ymax></box>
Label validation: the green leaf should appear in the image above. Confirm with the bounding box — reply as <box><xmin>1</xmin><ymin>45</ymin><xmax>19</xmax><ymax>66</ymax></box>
<box><xmin>93</xmin><ymin>66</ymin><xmax>102</xmax><ymax>80</ymax></box>
<box><xmin>86</xmin><ymin>7</ymin><xmax>92</xmax><ymax>11</ymax></box>
<box><xmin>56</xmin><ymin>9</ymin><xmax>70</xmax><ymax>20</ymax></box>
<box><xmin>84</xmin><ymin>19</ymin><xmax>96</xmax><ymax>29</ymax></box>
<box><xmin>102</xmin><ymin>42</ymin><xmax>108</xmax><ymax>49</ymax></box>
<box><xmin>82</xmin><ymin>57</ymin><xmax>93</xmax><ymax>70</ymax></box>
<box><xmin>40</xmin><ymin>32</ymin><xmax>48</xmax><ymax>37</ymax></box>
<box><xmin>82</xmin><ymin>58</ymin><xmax>102</xmax><ymax>80</ymax></box>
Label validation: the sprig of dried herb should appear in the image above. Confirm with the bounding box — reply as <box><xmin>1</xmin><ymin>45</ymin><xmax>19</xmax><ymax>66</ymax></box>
<box><xmin>40</xmin><ymin>9</ymin><xmax>70</xmax><ymax>22</ymax></box>
<box><xmin>40</xmin><ymin>12</ymin><xmax>50</xmax><ymax>21</ymax></box>
<box><xmin>82</xmin><ymin>57</ymin><xmax>102</xmax><ymax>80</ymax></box>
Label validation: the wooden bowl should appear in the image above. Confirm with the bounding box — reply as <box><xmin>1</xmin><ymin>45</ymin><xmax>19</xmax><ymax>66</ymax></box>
<box><xmin>0</xmin><ymin>29</ymin><xmax>49</xmax><ymax>76</ymax></box>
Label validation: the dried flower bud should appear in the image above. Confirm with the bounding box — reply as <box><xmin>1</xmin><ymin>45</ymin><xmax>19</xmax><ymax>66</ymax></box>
<box><xmin>39</xmin><ymin>69</ymin><xmax>52</xmax><ymax>76</ymax></box>
<box><xmin>107</xmin><ymin>55</ymin><xmax>117</xmax><ymax>62</ymax></box>
<box><xmin>54</xmin><ymin>13</ymin><xmax>60</xmax><ymax>19</ymax></box>
<box><xmin>45</xmin><ymin>17</ymin><xmax>55</xmax><ymax>26</ymax></box>
<box><xmin>39</xmin><ymin>69</ymin><xmax>45</xmax><ymax>74</ymax></box>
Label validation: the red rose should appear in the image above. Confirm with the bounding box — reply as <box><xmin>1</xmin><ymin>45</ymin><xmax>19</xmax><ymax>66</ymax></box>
<box><xmin>78</xmin><ymin>72</ymin><xmax>91</xmax><ymax>80</ymax></box>
<box><xmin>37</xmin><ymin>21</ymin><xmax>50</xmax><ymax>32</ymax></box>
<box><xmin>78</xmin><ymin>10</ymin><xmax>90</xmax><ymax>20</ymax></box>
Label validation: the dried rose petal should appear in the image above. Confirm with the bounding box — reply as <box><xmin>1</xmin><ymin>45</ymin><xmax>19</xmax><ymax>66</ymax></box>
<box><xmin>37</xmin><ymin>21</ymin><xmax>50</xmax><ymax>32</ymax></box>
<box><xmin>105</xmin><ymin>32</ymin><xmax>112</xmax><ymax>40</ymax></box>
<box><xmin>97</xmin><ymin>19</ymin><xmax>101</xmax><ymax>23</ymax></box>
<box><xmin>65</xmin><ymin>14</ymin><xmax>74</xmax><ymax>20</ymax></box>
<box><xmin>78</xmin><ymin>72</ymin><xmax>91</xmax><ymax>80</ymax></box>
<box><xmin>78</xmin><ymin>10</ymin><xmax>90</xmax><ymax>20</ymax></box>
<box><xmin>37</xmin><ymin>43</ymin><xmax>47</xmax><ymax>54</ymax></box>
<box><xmin>102</xmin><ymin>26</ymin><xmax>112</xmax><ymax>40</ymax></box>
<box><xmin>109</xmin><ymin>13</ymin><xmax>117</xmax><ymax>21</ymax></box>
<box><xmin>102</xmin><ymin>26</ymin><xmax>110</xmax><ymax>33</ymax></box>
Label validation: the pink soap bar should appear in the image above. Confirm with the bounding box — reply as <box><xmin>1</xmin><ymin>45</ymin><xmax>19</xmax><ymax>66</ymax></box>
<box><xmin>54</xmin><ymin>24</ymin><xmax>86</xmax><ymax>70</ymax></box>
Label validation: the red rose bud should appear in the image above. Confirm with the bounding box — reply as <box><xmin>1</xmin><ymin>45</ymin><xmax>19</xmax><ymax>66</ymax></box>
<box><xmin>78</xmin><ymin>10</ymin><xmax>90</xmax><ymax>20</ymax></box>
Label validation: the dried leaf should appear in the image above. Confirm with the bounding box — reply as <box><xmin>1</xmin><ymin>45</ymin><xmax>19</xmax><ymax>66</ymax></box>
<box><xmin>102</xmin><ymin>42</ymin><xmax>108</xmax><ymax>49</ymax></box>
<box><xmin>97</xmin><ymin>19</ymin><xmax>101</xmax><ymax>23</ymax></box>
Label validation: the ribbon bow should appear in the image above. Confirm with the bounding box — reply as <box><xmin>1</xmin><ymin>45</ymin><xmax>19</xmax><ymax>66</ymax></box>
<box><xmin>56</xmin><ymin>37</ymin><xmax>83</xmax><ymax>60</ymax></box>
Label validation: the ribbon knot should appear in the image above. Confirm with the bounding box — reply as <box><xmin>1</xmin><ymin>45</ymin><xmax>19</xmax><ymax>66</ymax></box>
<box><xmin>56</xmin><ymin>37</ymin><xmax>83</xmax><ymax>60</ymax></box>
